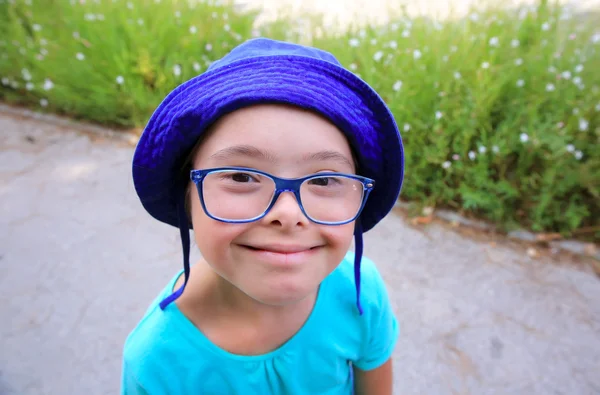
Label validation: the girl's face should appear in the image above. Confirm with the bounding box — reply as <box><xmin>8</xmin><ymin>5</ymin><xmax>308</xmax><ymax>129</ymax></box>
<box><xmin>189</xmin><ymin>104</ymin><xmax>357</xmax><ymax>307</ymax></box>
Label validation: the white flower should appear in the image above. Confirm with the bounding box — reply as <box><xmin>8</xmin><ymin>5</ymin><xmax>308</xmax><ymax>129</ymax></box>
<box><xmin>492</xmin><ymin>145</ymin><xmax>499</xmax><ymax>153</ymax></box>
<box><xmin>403</xmin><ymin>123</ymin><xmax>410</xmax><ymax>132</ymax></box>
<box><xmin>370</xmin><ymin>39</ymin><xmax>377</xmax><ymax>45</ymax></box>
<box><xmin>26</xmin><ymin>82</ymin><xmax>34</xmax><ymax>90</ymax></box>
<box><xmin>349</xmin><ymin>63</ymin><xmax>357</xmax><ymax>71</ymax></box>
<box><xmin>391</xmin><ymin>23</ymin><xmax>399</xmax><ymax>31</ymax></box>
<box><xmin>223</xmin><ymin>12</ymin><xmax>228</xmax><ymax>20</ymax></box>
<box><xmin>478</xmin><ymin>146</ymin><xmax>487</xmax><ymax>154</ymax></box>
<box><xmin>189</xmin><ymin>26</ymin><xmax>197</xmax><ymax>34</ymax></box>
<box><xmin>21</xmin><ymin>68</ymin><xmax>31</xmax><ymax>80</ymax></box>
<box><xmin>481</xmin><ymin>62</ymin><xmax>490</xmax><ymax>69</ymax></box>
<box><xmin>470</xmin><ymin>13</ymin><xmax>479</xmax><ymax>22</ymax></box>
<box><xmin>84</xmin><ymin>13</ymin><xmax>96</xmax><ymax>21</ymax></box>
<box><xmin>39</xmin><ymin>38</ymin><xmax>47</xmax><ymax>46</ymax></box>
<box><xmin>468</xmin><ymin>151</ymin><xmax>476</xmax><ymax>160</ymax></box>
<box><xmin>579</xmin><ymin>118</ymin><xmax>589</xmax><ymax>131</ymax></box>
<box><xmin>115</xmin><ymin>75</ymin><xmax>124</xmax><ymax>85</ymax></box>
<box><xmin>511</xmin><ymin>39</ymin><xmax>520</xmax><ymax>48</ymax></box>
<box><xmin>388</xmin><ymin>40</ymin><xmax>397</xmax><ymax>49</ymax></box>
<box><xmin>393</xmin><ymin>80</ymin><xmax>402</xmax><ymax>91</ymax></box>
<box><xmin>442</xmin><ymin>161</ymin><xmax>451</xmax><ymax>169</ymax></box>
<box><xmin>126</xmin><ymin>1</ymin><xmax>133</xmax><ymax>9</ymax></box>
<box><xmin>566</xmin><ymin>144</ymin><xmax>575</xmax><ymax>152</ymax></box>
<box><xmin>454</xmin><ymin>71</ymin><xmax>461</xmax><ymax>79</ymax></box>
<box><xmin>43</xmin><ymin>78</ymin><xmax>53</xmax><ymax>90</ymax></box>
<box><xmin>561</xmin><ymin>71</ymin><xmax>572</xmax><ymax>80</ymax></box>
<box><xmin>592</xmin><ymin>33</ymin><xmax>600</xmax><ymax>44</ymax></box>
<box><xmin>97</xmin><ymin>14</ymin><xmax>105</xmax><ymax>21</ymax></box>
<box><xmin>542</xmin><ymin>22</ymin><xmax>550</xmax><ymax>31</ymax></box>
<box><xmin>193</xmin><ymin>62</ymin><xmax>201</xmax><ymax>72</ymax></box>
<box><xmin>450</xmin><ymin>45</ymin><xmax>458</xmax><ymax>52</ymax></box>
<box><xmin>402</xmin><ymin>29</ymin><xmax>410</xmax><ymax>38</ymax></box>
<box><xmin>442</xmin><ymin>55</ymin><xmax>449</xmax><ymax>62</ymax></box>
<box><xmin>488</xmin><ymin>37</ymin><xmax>499</xmax><ymax>46</ymax></box>
<box><xmin>40</xmin><ymin>48</ymin><xmax>48</xmax><ymax>56</ymax></box>
<box><xmin>515</xmin><ymin>58</ymin><xmax>523</xmax><ymax>66</ymax></box>
<box><xmin>1</xmin><ymin>77</ymin><xmax>8</xmax><ymax>85</ymax></box>
<box><xmin>224</xmin><ymin>24</ymin><xmax>230</xmax><ymax>32</ymax></box>
<box><xmin>205</xmin><ymin>43</ymin><xmax>212</xmax><ymax>51</ymax></box>
<box><xmin>548</xmin><ymin>66</ymin><xmax>556</xmax><ymax>73</ymax></box>
<box><xmin>413</xmin><ymin>49</ymin><xmax>422</xmax><ymax>60</ymax></box>
<box><xmin>174</xmin><ymin>11</ymin><xmax>181</xmax><ymax>18</ymax></box>
<box><xmin>10</xmin><ymin>81</ymin><xmax>19</xmax><ymax>88</ymax></box>
<box><xmin>435</xmin><ymin>111</ymin><xmax>443</xmax><ymax>120</ymax></box>
<box><xmin>211</xmin><ymin>12</ymin><xmax>218</xmax><ymax>19</ymax></box>
<box><xmin>546</xmin><ymin>83</ymin><xmax>555</xmax><ymax>92</ymax></box>
<box><xmin>520</xmin><ymin>133</ymin><xmax>529</xmax><ymax>142</ymax></box>
<box><xmin>76</xmin><ymin>52</ymin><xmax>85</xmax><ymax>60</ymax></box>
<box><xmin>519</xmin><ymin>8</ymin><xmax>528</xmax><ymax>19</ymax></box>
<box><xmin>516</xmin><ymin>79</ymin><xmax>525</xmax><ymax>87</ymax></box>
<box><xmin>573</xmin><ymin>76</ymin><xmax>582</xmax><ymax>85</ymax></box>
<box><xmin>32</xmin><ymin>24</ymin><xmax>41</xmax><ymax>31</ymax></box>
<box><xmin>596</xmin><ymin>103</ymin><xmax>600</xmax><ymax>111</ymax></box>
<box><xmin>574</xmin><ymin>64</ymin><xmax>584</xmax><ymax>73</ymax></box>
<box><xmin>349</xmin><ymin>38</ymin><xmax>360</xmax><ymax>47</ymax></box>
<box><xmin>73</xmin><ymin>31</ymin><xmax>80</xmax><ymax>39</ymax></box>
<box><xmin>452</xmin><ymin>154</ymin><xmax>460</xmax><ymax>160</ymax></box>
<box><xmin>173</xmin><ymin>64</ymin><xmax>182</xmax><ymax>77</ymax></box>
<box><xmin>573</xmin><ymin>108</ymin><xmax>579</xmax><ymax>115</ymax></box>
<box><xmin>40</xmin><ymin>98</ymin><xmax>48</xmax><ymax>107</ymax></box>
<box><xmin>574</xmin><ymin>150</ymin><xmax>583</xmax><ymax>160</ymax></box>
<box><xmin>373</xmin><ymin>51</ymin><xmax>384</xmax><ymax>62</ymax></box>
<box><xmin>137</xmin><ymin>18</ymin><xmax>144</xmax><ymax>26</ymax></box>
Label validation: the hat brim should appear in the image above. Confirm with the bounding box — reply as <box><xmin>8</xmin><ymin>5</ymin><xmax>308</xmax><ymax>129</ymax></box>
<box><xmin>132</xmin><ymin>55</ymin><xmax>404</xmax><ymax>232</ymax></box>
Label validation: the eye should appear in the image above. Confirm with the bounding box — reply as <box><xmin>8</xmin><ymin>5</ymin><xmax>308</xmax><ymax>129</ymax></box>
<box><xmin>308</xmin><ymin>176</ymin><xmax>340</xmax><ymax>186</ymax></box>
<box><xmin>230</xmin><ymin>172</ymin><xmax>257</xmax><ymax>183</ymax></box>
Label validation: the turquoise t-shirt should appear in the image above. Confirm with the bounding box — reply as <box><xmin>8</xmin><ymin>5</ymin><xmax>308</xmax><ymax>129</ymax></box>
<box><xmin>121</xmin><ymin>251</ymin><xmax>399</xmax><ymax>394</ymax></box>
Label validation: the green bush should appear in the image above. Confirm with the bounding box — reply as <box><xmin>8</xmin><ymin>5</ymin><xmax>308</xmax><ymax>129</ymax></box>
<box><xmin>0</xmin><ymin>0</ymin><xmax>598</xmax><ymax>239</ymax></box>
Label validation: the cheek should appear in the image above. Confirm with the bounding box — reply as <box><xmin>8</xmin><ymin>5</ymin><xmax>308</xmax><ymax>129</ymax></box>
<box><xmin>190</xmin><ymin>198</ymin><xmax>246</xmax><ymax>259</ymax></box>
<box><xmin>321</xmin><ymin>223</ymin><xmax>355</xmax><ymax>253</ymax></box>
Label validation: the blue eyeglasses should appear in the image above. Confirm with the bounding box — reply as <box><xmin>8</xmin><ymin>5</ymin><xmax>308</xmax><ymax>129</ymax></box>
<box><xmin>190</xmin><ymin>167</ymin><xmax>375</xmax><ymax>225</ymax></box>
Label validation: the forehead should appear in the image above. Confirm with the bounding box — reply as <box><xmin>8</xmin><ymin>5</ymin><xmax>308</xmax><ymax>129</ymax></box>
<box><xmin>192</xmin><ymin>104</ymin><xmax>354</xmax><ymax>168</ymax></box>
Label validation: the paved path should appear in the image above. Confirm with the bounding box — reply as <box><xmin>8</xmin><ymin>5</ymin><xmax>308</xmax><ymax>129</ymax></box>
<box><xmin>1</xmin><ymin>111</ymin><xmax>599</xmax><ymax>395</ymax></box>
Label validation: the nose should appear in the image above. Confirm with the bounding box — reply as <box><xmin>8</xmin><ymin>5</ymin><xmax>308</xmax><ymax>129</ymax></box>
<box><xmin>261</xmin><ymin>190</ymin><xmax>309</xmax><ymax>229</ymax></box>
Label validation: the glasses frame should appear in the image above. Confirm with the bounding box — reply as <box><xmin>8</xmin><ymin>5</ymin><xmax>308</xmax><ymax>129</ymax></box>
<box><xmin>190</xmin><ymin>167</ymin><xmax>375</xmax><ymax>225</ymax></box>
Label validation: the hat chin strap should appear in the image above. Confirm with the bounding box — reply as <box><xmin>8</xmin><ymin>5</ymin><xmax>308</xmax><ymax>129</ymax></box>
<box><xmin>159</xmin><ymin>188</ymin><xmax>364</xmax><ymax>316</ymax></box>
<box><xmin>353</xmin><ymin>220</ymin><xmax>364</xmax><ymax>316</ymax></box>
<box><xmin>159</xmin><ymin>187</ymin><xmax>191</xmax><ymax>310</ymax></box>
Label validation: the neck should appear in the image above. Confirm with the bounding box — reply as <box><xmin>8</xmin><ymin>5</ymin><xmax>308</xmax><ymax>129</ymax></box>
<box><xmin>197</xmin><ymin>259</ymin><xmax>318</xmax><ymax>325</ymax></box>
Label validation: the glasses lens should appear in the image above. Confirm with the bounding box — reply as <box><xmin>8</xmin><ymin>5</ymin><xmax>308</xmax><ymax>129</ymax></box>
<box><xmin>300</xmin><ymin>175</ymin><xmax>364</xmax><ymax>223</ymax></box>
<box><xmin>202</xmin><ymin>170</ymin><xmax>275</xmax><ymax>221</ymax></box>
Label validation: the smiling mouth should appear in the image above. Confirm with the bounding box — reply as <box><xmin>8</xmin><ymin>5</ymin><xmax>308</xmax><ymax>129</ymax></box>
<box><xmin>240</xmin><ymin>245</ymin><xmax>322</xmax><ymax>254</ymax></box>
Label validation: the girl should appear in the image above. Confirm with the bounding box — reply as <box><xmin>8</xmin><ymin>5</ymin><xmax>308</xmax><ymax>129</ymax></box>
<box><xmin>123</xmin><ymin>37</ymin><xmax>404</xmax><ymax>394</ymax></box>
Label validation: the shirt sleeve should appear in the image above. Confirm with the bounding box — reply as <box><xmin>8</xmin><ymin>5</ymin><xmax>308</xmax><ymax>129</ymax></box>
<box><xmin>121</xmin><ymin>359</ymin><xmax>149</xmax><ymax>395</ymax></box>
<box><xmin>352</xmin><ymin>257</ymin><xmax>400</xmax><ymax>371</ymax></box>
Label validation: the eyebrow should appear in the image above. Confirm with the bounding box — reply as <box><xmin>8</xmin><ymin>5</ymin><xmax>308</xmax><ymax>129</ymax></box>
<box><xmin>209</xmin><ymin>145</ymin><xmax>278</xmax><ymax>163</ymax></box>
<box><xmin>303</xmin><ymin>150</ymin><xmax>354</xmax><ymax>170</ymax></box>
<box><xmin>208</xmin><ymin>145</ymin><xmax>354</xmax><ymax>170</ymax></box>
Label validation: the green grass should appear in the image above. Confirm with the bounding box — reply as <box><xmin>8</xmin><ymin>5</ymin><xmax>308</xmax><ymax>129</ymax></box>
<box><xmin>1</xmin><ymin>0</ymin><xmax>598</xmax><ymax>239</ymax></box>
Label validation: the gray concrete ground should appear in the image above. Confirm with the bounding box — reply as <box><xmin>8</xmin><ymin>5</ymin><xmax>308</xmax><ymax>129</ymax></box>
<box><xmin>1</xmin><ymin>111</ymin><xmax>599</xmax><ymax>395</ymax></box>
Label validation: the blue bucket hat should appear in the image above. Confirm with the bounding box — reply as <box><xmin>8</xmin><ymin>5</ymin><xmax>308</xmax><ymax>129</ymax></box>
<box><xmin>132</xmin><ymin>38</ymin><xmax>404</xmax><ymax>314</ymax></box>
